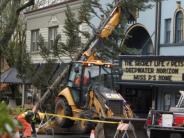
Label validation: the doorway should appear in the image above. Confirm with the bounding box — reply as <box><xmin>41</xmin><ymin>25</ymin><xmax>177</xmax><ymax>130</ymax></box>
<box><xmin>121</xmin><ymin>87</ymin><xmax>153</xmax><ymax>118</ymax></box>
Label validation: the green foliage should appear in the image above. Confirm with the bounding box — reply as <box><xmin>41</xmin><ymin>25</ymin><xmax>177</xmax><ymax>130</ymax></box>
<box><xmin>78</xmin><ymin>0</ymin><xmax>103</xmax><ymax>22</ymax></box>
<box><xmin>120</xmin><ymin>0</ymin><xmax>163</xmax><ymax>11</ymax></box>
<box><xmin>0</xmin><ymin>0</ymin><xmax>34</xmax><ymax>52</ymax></box>
<box><xmin>31</xmin><ymin>61</ymin><xmax>55</xmax><ymax>92</ymax></box>
<box><xmin>2</xmin><ymin>38</ymin><xmax>34</xmax><ymax>83</ymax></box>
<box><xmin>2</xmin><ymin>41</ymin><xmax>17</xmax><ymax>67</ymax></box>
<box><xmin>78</xmin><ymin>0</ymin><xmax>106</xmax><ymax>31</ymax></box>
<box><xmin>0</xmin><ymin>102</ymin><xmax>18</xmax><ymax>134</ymax></box>
<box><xmin>35</xmin><ymin>34</ymin><xmax>61</xmax><ymax>91</ymax></box>
<box><xmin>38</xmin><ymin>34</ymin><xmax>51</xmax><ymax>61</ymax></box>
<box><xmin>78</xmin><ymin>0</ymin><xmax>92</xmax><ymax>23</ymax></box>
<box><xmin>60</xmin><ymin>5</ymin><xmax>81</xmax><ymax>60</ymax></box>
<box><xmin>1</xmin><ymin>6</ymin><xmax>34</xmax><ymax>83</ymax></box>
<box><xmin>16</xmin><ymin>46</ymin><xmax>33</xmax><ymax>81</ymax></box>
<box><xmin>52</xmin><ymin>4</ymin><xmax>91</xmax><ymax>61</ymax></box>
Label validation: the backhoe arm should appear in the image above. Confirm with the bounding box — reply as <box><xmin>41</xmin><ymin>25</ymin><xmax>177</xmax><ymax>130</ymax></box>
<box><xmin>82</xmin><ymin>0</ymin><xmax>133</xmax><ymax>61</ymax></box>
<box><xmin>82</xmin><ymin>5</ymin><xmax>121</xmax><ymax>61</ymax></box>
<box><xmin>100</xmin><ymin>7</ymin><xmax>121</xmax><ymax>38</ymax></box>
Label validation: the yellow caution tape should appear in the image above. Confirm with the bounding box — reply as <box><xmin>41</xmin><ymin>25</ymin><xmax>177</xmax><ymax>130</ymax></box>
<box><xmin>40</xmin><ymin>112</ymin><xmax>120</xmax><ymax>124</ymax></box>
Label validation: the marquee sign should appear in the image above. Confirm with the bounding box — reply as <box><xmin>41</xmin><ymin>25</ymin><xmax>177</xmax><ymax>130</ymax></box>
<box><xmin>120</xmin><ymin>56</ymin><xmax>184</xmax><ymax>83</ymax></box>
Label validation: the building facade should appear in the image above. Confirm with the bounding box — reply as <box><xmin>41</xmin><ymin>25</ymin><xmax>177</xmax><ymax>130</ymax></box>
<box><xmin>25</xmin><ymin>0</ymin><xmax>90</xmax><ymax>63</ymax></box>
<box><xmin>122</xmin><ymin>2</ymin><xmax>156</xmax><ymax>55</ymax></box>
<box><xmin>118</xmin><ymin>0</ymin><xmax>184</xmax><ymax>118</ymax></box>
<box><xmin>159</xmin><ymin>0</ymin><xmax>184</xmax><ymax>55</ymax></box>
<box><xmin>24</xmin><ymin>0</ymin><xmax>184</xmax><ymax>116</ymax></box>
<box><xmin>125</xmin><ymin>0</ymin><xmax>184</xmax><ymax>56</ymax></box>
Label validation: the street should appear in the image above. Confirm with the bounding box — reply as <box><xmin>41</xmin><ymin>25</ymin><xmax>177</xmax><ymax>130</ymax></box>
<box><xmin>37</xmin><ymin>134</ymin><xmax>89</xmax><ymax>138</ymax></box>
<box><xmin>36</xmin><ymin>128</ymin><xmax>90</xmax><ymax>138</ymax></box>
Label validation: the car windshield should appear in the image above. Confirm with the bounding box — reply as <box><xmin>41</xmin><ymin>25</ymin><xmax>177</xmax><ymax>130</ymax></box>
<box><xmin>84</xmin><ymin>65</ymin><xmax>113</xmax><ymax>89</ymax></box>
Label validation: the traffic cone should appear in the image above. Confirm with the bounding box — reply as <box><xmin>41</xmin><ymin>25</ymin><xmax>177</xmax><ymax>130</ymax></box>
<box><xmin>90</xmin><ymin>129</ymin><xmax>95</xmax><ymax>138</ymax></box>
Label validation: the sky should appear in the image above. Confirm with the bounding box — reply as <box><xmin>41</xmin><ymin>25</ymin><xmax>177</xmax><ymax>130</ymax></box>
<box><xmin>91</xmin><ymin>0</ymin><xmax>113</xmax><ymax>27</ymax></box>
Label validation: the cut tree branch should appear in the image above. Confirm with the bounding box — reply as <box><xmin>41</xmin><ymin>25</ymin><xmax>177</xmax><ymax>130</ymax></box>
<box><xmin>17</xmin><ymin>0</ymin><xmax>34</xmax><ymax>14</ymax></box>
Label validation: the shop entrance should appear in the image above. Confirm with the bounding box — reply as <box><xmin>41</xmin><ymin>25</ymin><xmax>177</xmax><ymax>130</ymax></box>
<box><xmin>121</xmin><ymin>87</ymin><xmax>153</xmax><ymax>118</ymax></box>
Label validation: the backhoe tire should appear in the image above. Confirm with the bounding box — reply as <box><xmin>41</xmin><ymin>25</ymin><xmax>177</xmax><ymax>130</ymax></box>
<box><xmin>55</xmin><ymin>97</ymin><xmax>74</xmax><ymax>128</ymax></box>
<box><xmin>77</xmin><ymin>112</ymin><xmax>96</xmax><ymax>134</ymax></box>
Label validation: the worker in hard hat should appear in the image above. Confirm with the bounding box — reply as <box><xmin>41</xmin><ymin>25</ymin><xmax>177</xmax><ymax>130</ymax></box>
<box><xmin>16</xmin><ymin>111</ymin><xmax>45</xmax><ymax>138</ymax></box>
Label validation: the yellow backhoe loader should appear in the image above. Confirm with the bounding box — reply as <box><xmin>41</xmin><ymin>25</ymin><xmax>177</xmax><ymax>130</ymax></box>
<box><xmin>55</xmin><ymin>1</ymin><xmax>136</xmax><ymax>137</ymax></box>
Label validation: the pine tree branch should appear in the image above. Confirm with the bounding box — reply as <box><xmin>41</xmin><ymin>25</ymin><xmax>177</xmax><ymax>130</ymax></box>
<box><xmin>0</xmin><ymin>0</ymin><xmax>19</xmax><ymax>50</ymax></box>
<box><xmin>0</xmin><ymin>0</ymin><xmax>34</xmax><ymax>57</ymax></box>
<box><xmin>0</xmin><ymin>0</ymin><xmax>11</xmax><ymax>13</ymax></box>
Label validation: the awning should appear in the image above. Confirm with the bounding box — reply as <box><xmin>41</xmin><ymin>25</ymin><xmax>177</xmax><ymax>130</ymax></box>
<box><xmin>0</xmin><ymin>63</ymin><xmax>68</xmax><ymax>85</ymax></box>
<box><xmin>116</xmin><ymin>80</ymin><xmax>184</xmax><ymax>89</ymax></box>
<box><xmin>0</xmin><ymin>67</ymin><xmax>30</xmax><ymax>84</ymax></box>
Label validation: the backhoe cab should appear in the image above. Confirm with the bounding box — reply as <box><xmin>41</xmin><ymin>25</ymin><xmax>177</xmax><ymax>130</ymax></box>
<box><xmin>67</xmin><ymin>60</ymin><xmax>115</xmax><ymax>107</ymax></box>
<box><xmin>55</xmin><ymin>60</ymin><xmax>132</xmax><ymax>133</ymax></box>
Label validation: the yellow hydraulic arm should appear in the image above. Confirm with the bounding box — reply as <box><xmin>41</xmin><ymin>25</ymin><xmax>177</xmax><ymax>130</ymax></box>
<box><xmin>81</xmin><ymin>1</ymin><xmax>125</xmax><ymax>61</ymax></box>
<box><xmin>100</xmin><ymin>7</ymin><xmax>121</xmax><ymax>38</ymax></box>
<box><xmin>82</xmin><ymin>5</ymin><xmax>122</xmax><ymax>61</ymax></box>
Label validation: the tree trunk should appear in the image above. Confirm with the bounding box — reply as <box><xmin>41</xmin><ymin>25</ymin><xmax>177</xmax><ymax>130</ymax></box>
<box><xmin>21</xmin><ymin>84</ymin><xmax>25</xmax><ymax>107</ymax></box>
<box><xmin>0</xmin><ymin>0</ymin><xmax>34</xmax><ymax>51</ymax></box>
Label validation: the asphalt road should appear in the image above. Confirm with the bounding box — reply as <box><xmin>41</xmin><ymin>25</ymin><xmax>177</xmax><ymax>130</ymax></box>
<box><xmin>37</xmin><ymin>134</ymin><xmax>89</xmax><ymax>138</ymax></box>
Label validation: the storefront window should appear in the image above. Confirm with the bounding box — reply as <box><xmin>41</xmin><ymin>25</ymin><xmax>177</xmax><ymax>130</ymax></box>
<box><xmin>164</xmin><ymin>18</ymin><xmax>171</xmax><ymax>43</ymax></box>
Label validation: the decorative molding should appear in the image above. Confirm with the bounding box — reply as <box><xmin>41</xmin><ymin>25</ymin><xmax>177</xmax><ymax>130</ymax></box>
<box><xmin>160</xmin><ymin>43</ymin><xmax>184</xmax><ymax>47</ymax></box>
<box><xmin>176</xmin><ymin>1</ymin><xmax>181</xmax><ymax>9</ymax></box>
<box><xmin>48</xmin><ymin>15</ymin><xmax>59</xmax><ymax>27</ymax></box>
<box><xmin>124</xmin><ymin>23</ymin><xmax>149</xmax><ymax>41</ymax></box>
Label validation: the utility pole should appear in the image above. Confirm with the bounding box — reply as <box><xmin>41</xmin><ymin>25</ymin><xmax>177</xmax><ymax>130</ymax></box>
<box><xmin>152</xmin><ymin>0</ymin><xmax>162</xmax><ymax>110</ymax></box>
<box><xmin>154</xmin><ymin>0</ymin><xmax>161</xmax><ymax>55</ymax></box>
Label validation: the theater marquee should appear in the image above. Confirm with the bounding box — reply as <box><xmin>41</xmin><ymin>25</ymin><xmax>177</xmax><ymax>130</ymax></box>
<box><xmin>120</xmin><ymin>56</ymin><xmax>184</xmax><ymax>82</ymax></box>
